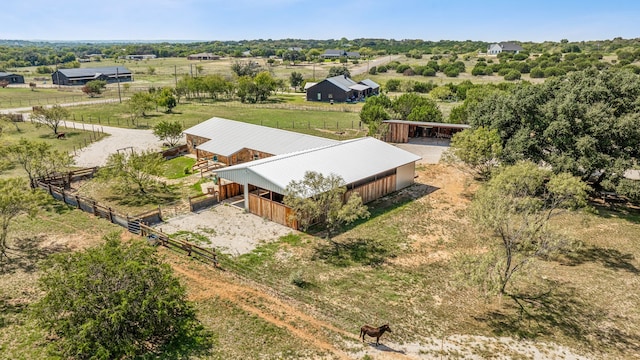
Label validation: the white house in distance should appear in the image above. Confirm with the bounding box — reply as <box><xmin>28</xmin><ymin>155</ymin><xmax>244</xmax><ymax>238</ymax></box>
<box><xmin>183</xmin><ymin>117</ymin><xmax>421</xmax><ymax>229</ymax></box>
<box><xmin>487</xmin><ymin>42</ymin><xmax>524</xmax><ymax>55</ymax></box>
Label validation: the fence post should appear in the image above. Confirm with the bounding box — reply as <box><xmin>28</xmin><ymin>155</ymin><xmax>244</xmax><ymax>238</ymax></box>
<box><xmin>158</xmin><ymin>205</ymin><xmax>162</xmax><ymax>221</ymax></box>
<box><xmin>92</xmin><ymin>201</ymin><xmax>98</xmax><ymax>216</ymax></box>
<box><xmin>108</xmin><ymin>207</ymin><xmax>113</xmax><ymax>223</ymax></box>
<box><xmin>48</xmin><ymin>183</ymin><xmax>53</xmax><ymax>195</ymax></box>
<box><xmin>76</xmin><ymin>195</ymin><xmax>81</xmax><ymax>209</ymax></box>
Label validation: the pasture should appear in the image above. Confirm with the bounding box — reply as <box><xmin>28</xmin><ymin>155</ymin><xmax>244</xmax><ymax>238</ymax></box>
<box><xmin>3</xmin><ymin>164</ymin><xmax>639</xmax><ymax>359</ymax></box>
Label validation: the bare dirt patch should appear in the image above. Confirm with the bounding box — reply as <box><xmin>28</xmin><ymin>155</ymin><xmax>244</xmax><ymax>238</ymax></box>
<box><xmin>155</xmin><ymin>204</ymin><xmax>294</xmax><ymax>255</ymax></box>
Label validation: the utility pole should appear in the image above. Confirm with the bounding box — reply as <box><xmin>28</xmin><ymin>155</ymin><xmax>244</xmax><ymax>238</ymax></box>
<box><xmin>116</xmin><ymin>67</ymin><xmax>122</xmax><ymax>103</ymax></box>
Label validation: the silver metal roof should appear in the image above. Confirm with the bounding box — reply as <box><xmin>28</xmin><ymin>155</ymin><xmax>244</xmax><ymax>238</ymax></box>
<box><xmin>56</xmin><ymin>66</ymin><xmax>131</xmax><ymax>78</ymax></box>
<box><xmin>325</xmin><ymin>75</ymin><xmax>357</xmax><ymax>91</ymax></box>
<box><xmin>214</xmin><ymin>137</ymin><xmax>421</xmax><ymax>195</ymax></box>
<box><xmin>349</xmin><ymin>84</ymin><xmax>369</xmax><ymax>91</ymax></box>
<box><xmin>359</xmin><ymin>79</ymin><xmax>380</xmax><ymax>89</ymax></box>
<box><xmin>184</xmin><ymin>117</ymin><xmax>338</xmax><ymax>157</ymax></box>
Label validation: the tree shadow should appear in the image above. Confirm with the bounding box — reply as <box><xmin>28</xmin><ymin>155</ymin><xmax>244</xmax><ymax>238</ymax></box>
<box><xmin>561</xmin><ymin>245</ymin><xmax>639</xmax><ymax>274</ymax></box>
<box><xmin>106</xmin><ymin>183</ymin><xmax>181</xmax><ymax>207</ymax></box>
<box><xmin>313</xmin><ymin>237</ymin><xmax>397</xmax><ymax>267</ymax></box>
<box><xmin>1</xmin><ymin>235</ymin><xmax>69</xmax><ymax>275</ymax></box>
<box><xmin>0</xmin><ymin>294</ymin><xmax>29</xmax><ymax>330</ymax></box>
<box><xmin>592</xmin><ymin>203</ymin><xmax>640</xmax><ymax>224</ymax></box>
<box><xmin>475</xmin><ymin>286</ymin><xmax>640</xmax><ymax>353</ymax></box>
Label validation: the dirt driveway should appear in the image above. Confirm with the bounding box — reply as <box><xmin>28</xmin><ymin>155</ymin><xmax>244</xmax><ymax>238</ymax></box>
<box><xmin>68</xmin><ymin>121</ymin><xmax>161</xmax><ymax>167</ymax></box>
<box><xmin>395</xmin><ymin>137</ymin><xmax>451</xmax><ymax>164</ymax></box>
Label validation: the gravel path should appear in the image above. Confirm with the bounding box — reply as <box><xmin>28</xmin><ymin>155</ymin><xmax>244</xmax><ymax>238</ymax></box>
<box><xmin>68</xmin><ymin>122</ymin><xmax>161</xmax><ymax>167</ymax></box>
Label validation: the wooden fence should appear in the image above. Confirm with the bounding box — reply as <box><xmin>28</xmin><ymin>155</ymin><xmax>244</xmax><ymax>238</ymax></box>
<box><xmin>161</xmin><ymin>144</ymin><xmax>189</xmax><ymax>159</ymax></box>
<box><xmin>35</xmin><ymin>169</ymin><xmax>220</xmax><ymax>265</ymax></box>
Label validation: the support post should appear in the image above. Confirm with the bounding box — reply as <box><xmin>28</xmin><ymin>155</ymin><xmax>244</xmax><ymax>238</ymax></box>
<box><xmin>243</xmin><ymin>182</ymin><xmax>249</xmax><ymax>210</ymax></box>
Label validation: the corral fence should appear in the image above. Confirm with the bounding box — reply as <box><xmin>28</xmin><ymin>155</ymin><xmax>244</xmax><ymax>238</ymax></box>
<box><xmin>35</xmin><ymin>168</ymin><xmax>220</xmax><ymax>265</ymax></box>
<box><xmin>161</xmin><ymin>144</ymin><xmax>189</xmax><ymax>159</ymax></box>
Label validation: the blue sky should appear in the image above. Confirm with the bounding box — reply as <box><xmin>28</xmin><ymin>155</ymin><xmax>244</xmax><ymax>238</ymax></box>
<box><xmin>3</xmin><ymin>0</ymin><xmax>638</xmax><ymax>42</ymax></box>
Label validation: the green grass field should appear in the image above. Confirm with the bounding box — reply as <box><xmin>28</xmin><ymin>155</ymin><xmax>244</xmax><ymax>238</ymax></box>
<box><xmin>0</xmin><ymin>122</ymin><xmax>107</xmax><ymax>178</ymax></box>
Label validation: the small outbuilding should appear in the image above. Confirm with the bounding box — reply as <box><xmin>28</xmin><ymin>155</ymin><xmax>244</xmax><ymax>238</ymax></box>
<box><xmin>0</xmin><ymin>72</ymin><xmax>25</xmax><ymax>84</ymax></box>
<box><xmin>51</xmin><ymin>67</ymin><xmax>132</xmax><ymax>86</ymax></box>
<box><xmin>188</xmin><ymin>53</ymin><xmax>220</xmax><ymax>60</ymax></box>
<box><xmin>382</xmin><ymin>120</ymin><xmax>471</xmax><ymax>143</ymax></box>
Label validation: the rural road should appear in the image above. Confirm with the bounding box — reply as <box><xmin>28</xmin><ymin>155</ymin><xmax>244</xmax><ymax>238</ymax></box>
<box><xmin>350</xmin><ymin>55</ymin><xmax>403</xmax><ymax>76</ymax></box>
<box><xmin>1</xmin><ymin>100</ymin><xmax>160</xmax><ymax>167</ymax></box>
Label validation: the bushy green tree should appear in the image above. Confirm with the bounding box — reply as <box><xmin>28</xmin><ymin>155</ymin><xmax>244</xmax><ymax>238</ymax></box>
<box><xmin>3</xmin><ymin>139</ymin><xmax>73</xmax><ymax>187</ymax></box>
<box><xmin>468</xmin><ymin>162</ymin><xmax>589</xmax><ymax>295</ymax></box>
<box><xmin>327</xmin><ymin>66</ymin><xmax>350</xmax><ymax>78</ymax></box>
<box><xmin>447</xmin><ymin>127</ymin><xmax>503</xmax><ymax>179</ymax></box>
<box><xmin>289</xmin><ymin>71</ymin><xmax>304</xmax><ymax>91</ymax></box>
<box><xmin>0</xmin><ymin>178</ymin><xmax>42</xmax><ymax>261</ymax></box>
<box><xmin>99</xmin><ymin>150</ymin><xmax>164</xmax><ymax>194</ymax></box>
<box><xmin>153</xmin><ymin>120</ymin><xmax>183</xmax><ymax>147</ymax></box>
<box><xmin>81</xmin><ymin>80</ymin><xmax>107</xmax><ymax>98</ymax></box>
<box><xmin>31</xmin><ymin>105</ymin><xmax>69</xmax><ymax>135</ymax></box>
<box><xmin>392</xmin><ymin>92</ymin><xmax>443</xmax><ymax>122</ymax></box>
<box><xmin>128</xmin><ymin>92</ymin><xmax>156</xmax><ymax>120</ymax></box>
<box><xmin>156</xmin><ymin>87</ymin><xmax>177</xmax><ymax>113</ymax></box>
<box><xmin>384</xmin><ymin>79</ymin><xmax>401</xmax><ymax>92</ymax></box>
<box><xmin>284</xmin><ymin>171</ymin><xmax>369</xmax><ymax>240</ymax></box>
<box><xmin>467</xmin><ymin>68</ymin><xmax>640</xmax><ymax>191</ymax></box>
<box><xmin>33</xmin><ymin>233</ymin><xmax>209</xmax><ymax>359</ymax></box>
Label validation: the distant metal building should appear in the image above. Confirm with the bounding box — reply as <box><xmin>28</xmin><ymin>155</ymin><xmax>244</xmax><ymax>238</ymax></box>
<box><xmin>0</xmin><ymin>72</ymin><xmax>25</xmax><ymax>84</ymax></box>
<box><xmin>187</xmin><ymin>53</ymin><xmax>220</xmax><ymax>60</ymax></box>
<box><xmin>51</xmin><ymin>67</ymin><xmax>132</xmax><ymax>86</ymax></box>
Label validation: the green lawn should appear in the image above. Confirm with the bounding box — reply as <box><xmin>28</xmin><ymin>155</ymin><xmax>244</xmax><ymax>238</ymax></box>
<box><xmin>0</xmin><ymin>87</ymin><xmax>94</xmax><ymax>109</ymax></box>
<box><xmin>162</xmin><ymin>156</ymin><xmax>196</xmax><ymax>179</ymax></box>
<box><xmin>0</xmin><ymin>122</ymin><xmax>108</xmax><ymax>178</ymax></box>
<box><xmin>67</xmin><ymin>101</ymin><xmax>366</xmax><ymax>139</ymax></box>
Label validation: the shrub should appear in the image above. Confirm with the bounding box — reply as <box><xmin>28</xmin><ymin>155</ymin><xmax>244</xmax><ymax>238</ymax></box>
<box><xmin>422</xmin><ymin>67</ymin><xmax>436</xmax><ymax>76</ymax></box>
<box><xmin>443</xmin><ymin>66</ymin><xmax>460</xmax><ymax>77</ymax></box>
<box><xmin>368</xmin><ymin>66</ymin><xmax>377</xmax><ymax>75</ymax></box>
<box><xmin>413</xmin><ymin>81</ymin><xmax>436</xmax><ymax>93</ymax></box>
<box><xmin>497</xmin><ymin>67</ymin><xmax>512</xmax><ymax>76</ymax></box>
<box><xmin>504</xmin><ymin>70</ymin><xmax>521</xmax><ymax>81</ymax></box>
<box><xmin>396</xmin><ymin>64</ymin><xmax>411</xmax><ymax>73</ymax></box>
<box><xmin>403</xmin><ymin>68</ymin><xmax>416</xmax><ymax>76</ymax></box>
<box><xmin>377</xmin><ymin>65</ymin><xmax>388</xmax><ymax>73</ymax></box>
<box><xmin>385</xmin><ymin>79</ymin><xmax>401</xmax><ymax>92</ymax></box>
<box><xmin>513</xmin><ymin>53</ymin><xmax>529</xmax><ymax>61</ymax></box>
<box><xmin>530</xmin><ymin>67</ymin><xmax>545</xmax><ymax>78</ymax></box>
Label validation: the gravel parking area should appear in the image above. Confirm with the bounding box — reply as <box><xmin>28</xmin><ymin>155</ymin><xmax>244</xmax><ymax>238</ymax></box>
<box><xmin>154</xmin><ymin>204</ymin><xmax>294</xmax><ymax>255</ymax></box>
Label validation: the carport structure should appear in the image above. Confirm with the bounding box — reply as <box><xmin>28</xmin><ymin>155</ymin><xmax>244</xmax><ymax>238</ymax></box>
<box><xmin>213</xmin><ymin>137</ymin><xmax>421</xmax><ymax>229</ymax></box>
<box><xmin>382</xmin><ymin>120</ymin><xmax>471</xmax><ymax>143</ymax></box>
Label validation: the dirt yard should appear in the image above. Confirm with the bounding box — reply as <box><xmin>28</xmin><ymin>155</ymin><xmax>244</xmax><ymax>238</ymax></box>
<box><xmin>155</xmin><ymin>204</ymin><xmax>294</xmax><ymax>255</ymax></box>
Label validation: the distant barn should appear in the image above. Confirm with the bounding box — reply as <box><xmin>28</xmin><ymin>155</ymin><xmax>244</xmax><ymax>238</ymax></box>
<box><xmin>187</xmin><ymin>53</ymin><xmax>220</xmax><ymax>60</ymax></box>
<box><xmin>0</xmin><ymin>72</ymin><xmax>25</xmax><ymax>84</ymax></box>
<box><xmin>51</xmin><ymin>67</ymin><xmax>132</xmax><ymax>86</ymax></box>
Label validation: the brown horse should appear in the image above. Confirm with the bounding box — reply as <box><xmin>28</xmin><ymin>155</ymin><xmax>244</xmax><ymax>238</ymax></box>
<box><xmin>360</xmin><ymin>324</ymin><xmax>392</xmax><ymax>346</ymax></box>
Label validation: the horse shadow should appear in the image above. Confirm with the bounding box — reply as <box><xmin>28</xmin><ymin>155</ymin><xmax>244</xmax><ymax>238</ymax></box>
<box><xmin>366</xmin><ymin>342</ymin><xmax>406</xmax><ymax>354</ymax></box>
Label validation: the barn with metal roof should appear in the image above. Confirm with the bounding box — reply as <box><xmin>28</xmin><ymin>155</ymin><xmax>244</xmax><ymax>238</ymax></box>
<box><xmin>0</xmin><ymin>72</ymin><xmax>24</xmax><ymax>84</ymax></box>
<box><xmin>183</xmin><ymin>117</ymin><xmax>339</xmax><ymax>165</ymax></box>
<box><xmin>213</xmin><ymin>137</ymin><xmax>421</xmax><ymax>228</ymax></box>
<box><xmin>51</xmin><ymin>66</ymin><xmax>132</xmax><ymax>85</ymax></box>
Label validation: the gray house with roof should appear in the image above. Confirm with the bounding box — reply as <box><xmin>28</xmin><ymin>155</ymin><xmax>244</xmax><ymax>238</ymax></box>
<box><xmin>487</xmin><ymin>42</ymin><xmax>524</xmax><ymax>55</ymax></box>
<box><xmin>305</xmin><ymin>75</ymin><xmax>379</xmax><ymax>102</ymax></box>
<box><xmin>321</xmin><ymin>49</ymin><xmax>361</xmax><ymax>59</ymax></box>
<box><xmin>51</xmin><ymin>66</ymin><xmax>133</xmax><ymax>86</ymax></box>
<box><xmin>0</xmin><ymin>72</ymin><xmax>24</xmax><ymax>84</ymax></box>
